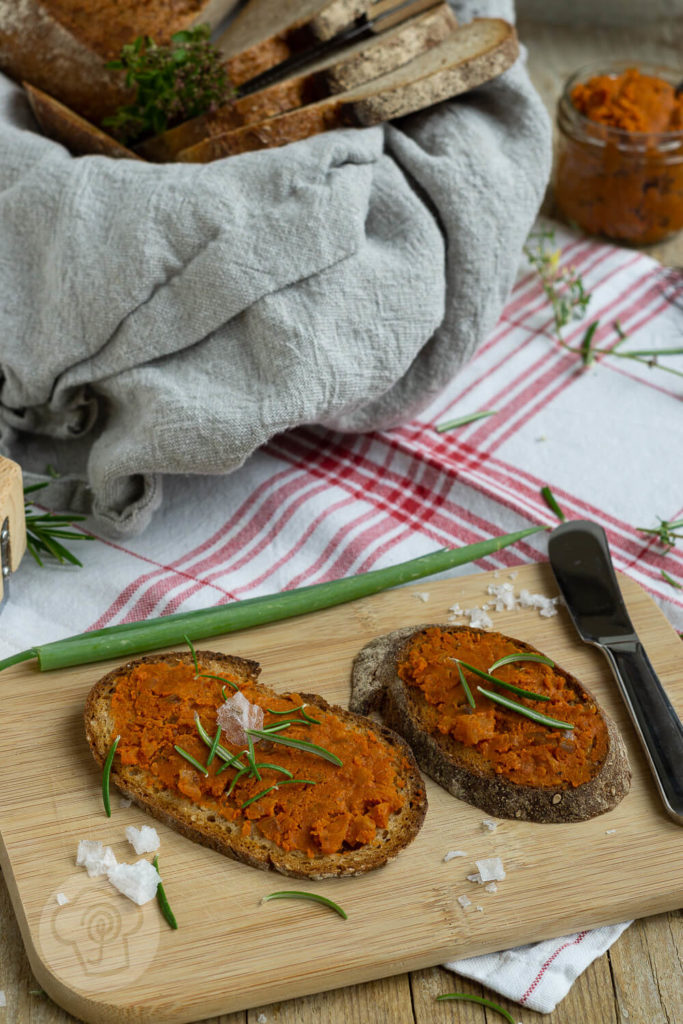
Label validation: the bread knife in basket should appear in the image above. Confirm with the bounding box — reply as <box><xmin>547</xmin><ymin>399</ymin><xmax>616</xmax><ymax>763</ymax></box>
<box><xmin>0</xmin><ymin>457</ymin><xmax>26</xmax><ymax>609</ymax></box>
<box><xmin>548</xmin><ymin>519</ymin><xmax>683</xmax><ymax>825</ymax></box>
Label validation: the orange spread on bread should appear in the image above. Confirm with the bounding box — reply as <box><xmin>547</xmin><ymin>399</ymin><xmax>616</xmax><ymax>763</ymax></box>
<box><xmin>397</xmin><ymin>627</ymin><xmax>609</xmax><ymax>788</ymax></box>
<box><xmin>110</xmin><ymin>661</ymin><xmax>407</xmax><ymax>858</ymax></box>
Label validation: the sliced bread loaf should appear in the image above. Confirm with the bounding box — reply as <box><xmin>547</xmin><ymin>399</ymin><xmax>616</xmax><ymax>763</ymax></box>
<box><xmin>85</xmin><ymin>650</ymin><xmax>427</xmax><ymax>879</ymax></box>
<box><xmin>350</xmin><ymin>624</ymin><xmax>631</xmax><ymax>823</ymax></box>
<box><xmin>177</xmin><ymin>18</ymin><xmax>518</xmax><ymax>162</ymax></box>
<box><xmin>138</xmin><ymin>2</ymin><xmax>457</xmax><ymax>162</ymax></box>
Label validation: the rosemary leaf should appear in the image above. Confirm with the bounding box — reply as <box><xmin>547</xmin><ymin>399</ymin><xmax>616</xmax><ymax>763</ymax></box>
<box><xmin>194</xmin><ymin>712</ymin><xmax>245</xmax><ymax>771</ymax></box>
<box><xmin>477</xmin><ymin>685</ymin><xmax>573</xmax><ymax>729</ymax></box>
<box><xmin>262</xmin><ymin>891</ymin><xmax>347</xmax><ymax>920</ymax></box>
<box><xmin>661</xmin><ymin>569</ymin><xmax>682</xmax><ymax>589</ymax></box>
<box><xmin>174</xmin><ymin>745</ymin><xmax>209</xmax><ymax>777</ymax></box>
<box><xmin>435</xmin><ymin>993</ymin><xmax>516</xmax><ymax>1023</ymax></box>
<box><xmin>489</xmin><ymin>653</ymin><xmax>555</xmax><ymax>672</ymax></box>
<box><xmin>541</xmin><ymin>485</ymin><xmax>566</xmax><ymax>522</ymax></box>
<box><xmin>450</xmin><ymin>658</ymin><xmax>550</xmax><ymax>701</ymax></box>
<box><xmin>152</xmin><ymin>855</ymin><xmax>178</xmax><ymax>930</ymax></box>
<box><xmin>457</xmin><ymin>662</ymin><xmax>476</xmax><ymax>709</ymax></box>
<box><xmin>102</xmin><ymin>736</ymin><xmax>120</xmax><ymax>817</ymax></box>
<box><xmin>580</xmin><ymin>320</ymin><xmax>599</xmax><ymax>366</ymax></box>
<box><xmin>435</xmin><ymin>410</ymin><xmax>497</xmax><ymax>433</ymax></box>
<box><xmin>247</xmin><ymin>729</ymin><xmax>343</xmax><ymax>766</ymax></box>
<box><xmin>184</xmin><ymin>635</ymin><xmax>199</xmax><ymax>675</ymax></box>
<box><xmin>206</xmin><ymin>725</ymin><xmax>222</xmax><ymax>766</ymax></box>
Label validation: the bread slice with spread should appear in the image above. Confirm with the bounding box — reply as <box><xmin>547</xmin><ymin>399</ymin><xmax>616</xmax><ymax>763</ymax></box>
<box><xmin>350</xmin><ymin>624</ymin><xmax>631</xmax><ymax>823</ymax></box>
<box><xmin>85</xmin><ymin>649</ymin><xmax>427</xmax><ymax>878</ymax></box>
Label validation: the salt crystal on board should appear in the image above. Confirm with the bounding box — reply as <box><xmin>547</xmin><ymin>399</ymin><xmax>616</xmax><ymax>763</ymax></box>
<box><xmin>475</xmin><ymin>857</ymin><xmax>506</xmax><ymax>882</ymax></box>
<box><xmin>107</xmin><ymin>860</ymin><xmax>160</xmax><ymax>906</ymax></box>
<box><xmin>217</xmin><ymin>691</ymin><xmax>264</xmax><ymax>745</ymax></box>
<box><xmin>125</xmin><ymin>825</ymin><xmax>160</xmax><ymax>855</ymax></box>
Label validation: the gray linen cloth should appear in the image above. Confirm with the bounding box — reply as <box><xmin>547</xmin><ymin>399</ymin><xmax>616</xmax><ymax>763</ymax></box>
<box><xmin>0</xmin><ymin>0</ymin><xmax>551</xmax><ymax>537</ymax></box>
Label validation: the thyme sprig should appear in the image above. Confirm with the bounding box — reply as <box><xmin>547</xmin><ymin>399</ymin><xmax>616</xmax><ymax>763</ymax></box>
<box><xmin>524</xmin><ymin>230</ymin><xmax>683</xmax><ymax>377</ymax></box>
<box><xmin>23</xmin><ymin>483</ymin><xmax>92</xmax><ymax>568</ymax></box>
<box><xmin>103</xmin><ymin>26</ymin><xmax>233</xmax><ymax>145</ymax></box>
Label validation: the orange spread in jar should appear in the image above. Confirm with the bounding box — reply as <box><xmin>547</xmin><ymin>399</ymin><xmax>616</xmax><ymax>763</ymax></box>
<box><xmin>397</xmin><ymin>627</ymin><xmax>608</xmax><ymax>788</ymax></box>
<box><xmin>555</xmin><ymin>67</ymin><xmax>683</xmax><ymax>244</ymax></box>
<box><xmin>110</xmin><ymin>661</ymin><xmax>407</xmax><ymax>858</ymax></box>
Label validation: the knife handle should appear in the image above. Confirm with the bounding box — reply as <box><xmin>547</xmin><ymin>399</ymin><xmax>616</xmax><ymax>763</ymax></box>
<box><xmin>602</xmin><ymin>640</ymin><xmax>683</xmax><ymax>825</ymax></box>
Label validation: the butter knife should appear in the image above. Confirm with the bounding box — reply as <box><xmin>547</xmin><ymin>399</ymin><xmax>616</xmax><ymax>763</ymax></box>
<box><xmin>548</xmin><ymin>519</ymin><xmax>683</xmax><ymax>825</ymax></box>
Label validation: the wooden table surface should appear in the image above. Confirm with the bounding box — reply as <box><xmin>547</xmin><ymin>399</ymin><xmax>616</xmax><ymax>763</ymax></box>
<box><xmin>1</xmin><ymin>12</ymin><xmax>682</xmax><ymax>1024</ymax></box>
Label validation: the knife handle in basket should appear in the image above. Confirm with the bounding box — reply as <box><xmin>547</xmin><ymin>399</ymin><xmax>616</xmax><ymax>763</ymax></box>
<box><xmin>602</xmin><ymin>640</ymin><xmax>683</xmax><ymax>825</ymax></box>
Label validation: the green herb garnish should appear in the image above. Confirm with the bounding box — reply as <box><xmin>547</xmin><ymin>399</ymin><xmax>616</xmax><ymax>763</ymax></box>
<box><xmin>541</xmin><ymin>485</ymin><xmax>566</xmax><ymax>522</ymax></box>
<box><xmin>489</xmin><ymin>653</ymin><xmax>555</xmax><ymax>672</ymax></box>
<box><xmin>152</xmin><ymin>855</ymin><xmax>178</xmax><ymax>930</ymax></box>
<box><xmin>477</xmin><ymin>686</ymin><xmax>573</xmax><ymax>729</ymax></box>
<box><xmin>184</xmin><ymin>634</ymin><xmax>199</xmax><ymax>676</ymax></box>
<box><xmin>435</xmin><ymin>410</ymin><xmax>497</xmax><ymax>433</ymax></box>
<box><xmin>436</xmin><ymin>992</ymin><xmax>516</xmax><ymax>1023</ymax></box>
<box><xmin>102</xmin><ymin>735</ymin><xmax>120</xmax><ymax>817</ymax></box>
<box><xmin>661</xmin><ymin>569</ymin><xmax>682</xmax><ymax>589</ymax></box>
<box><xmin>457</xmin><ymin>662</ymin><xmax>476</xmax><ymax>709</ymax></box>
<box><xmin>174</xmin><ymin>744</ymin><xmax>209</xmax><ymax>777</ymax></box>
<box><xmin>253</xmin><ymin>763</ymin><xmax>294</xmax><ymax>778</ymax></box>
<box><xmin>261</xmin><ymin>719</ymin><xmax>310</xmax><ymax>731</ymax></box>
<box><xmin>201</xmin><ymin>673</ymin><xmax>239</xmax><ymax>691</ymax></box>
<box><xmin>241</xmin><ymin>778</ymin><xmax>315</xmax><ymax>809</ymax></box>
<box><xmin>247</xmin><ymin>736</ymin><xmax>261</xmax><ymax>781</ymax></box>
<box><xmin>450</xmin><ymin>658</ymin><xmax>549</xmax><ymax>701</ymax></box>
<box><xmin>206</xmin><ymin>725</ymin><xmax>222</xmax><ymax>766</ymax></box>
<box><xmin>227</xmin><ymin>765</ymin><xmax>250</xmax><ymax>796</ymax></box>
<box><xmin>23</xmin><ymin>483</ymin><xmax>92</xmax><ymax>568</ymax></box>
<box><xmin>102</xmin><ymin>26</ymin><xmax>233</xmax><ymax>145</ymax></box>
<box><xmin>194</xmin><ymin>712</ymin><xmax>245</xmax><ymax>770</ymax></box>
<box><xmin>0</xmin><ymin>527</ymin><xmax>545</xmax><ymax>674</ymax></box>
<box><xmin>262</xmin><ymin>891</ymin><xmax>347</xmax><ymax>919</ymax></box>
<box><xmin>637</xmin><ymin>516</ymin><xmax>683</xmax><ymax>552</ymax></box>
<box><xmin>266</xmin><ymin>703</ymin><xmax>320</xmax><ymax>724</ymax></box>
<box><xmin>580</xmin><ymin>320</ymin><xmax>599</xmax><ymax>366</ymax></box>
<box><xmin>247</xmin><ymin>729</ymin><xmax>343</xmax><ymax>766</ymax></box>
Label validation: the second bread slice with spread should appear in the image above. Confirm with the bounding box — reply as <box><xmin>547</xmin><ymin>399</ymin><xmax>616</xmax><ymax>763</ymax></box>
<box><xmin>85</xmin><ymin>649</ymin><xmax>427</xmax><ymax>879</ymax></box>
<box><xmin>350</xmin><ymin>624</ymin><xmax>631</xmax><ymax>823</ymax></box>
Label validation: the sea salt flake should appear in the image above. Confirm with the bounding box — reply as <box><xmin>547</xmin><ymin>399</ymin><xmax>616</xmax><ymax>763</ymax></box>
<box><xmin>448</xmin><ymin>603</ymin><xmax>464</xmax><ymax>616</ymax></box>
<box><xmin>416</xmin><ymin>592</ymin><xmax>430</xmax><ymax>602</ymax></box>
<box><xmin>217</xmin><ymin>691</ymin><xmax>264</xmax><ymax>746</ymax></box>
<box><xmin>443</xmin><ymin>850</ymin><xmax>467</xmax><ymax>862</ymax></box>
<box><xmin>119</xmin><ymin>797</ymin><xmax>132</xmax><ymax>808</ymax></box>
<box><xmin>467</xmin><ymin>872</ymin><xmax>483</xmax><ymax>884</ymax></box>
<box><xmin>466</xmin><ymin>608</ymin><xmax>493</xmax><ymax>630</ymax></box>
<box><xmin>56</xmin><ymin>893</ymin><xmax>69</xmax><ymax>906</ymax></box>
<box><xmin>457</xmin><ymin>895</ymin><xmax>471</xmax><ymax>908</ymax></box>
<box><xmin>476</xmin><ymin>905</ymin><xmax>484</xmax><ymax>912</ymax></box>
<box><xmin>481</xmin><ymin>819</ymin><xmax>498</xmax><ymax>832</ymax></box>
<box><xmin>257</xmin><ymin>1015</ymin><xmax>268</xmax><ymax>1024</ymax></box>
<box><xmin>485</xmin><ymin>882</ymin><xmax>498</xmax><ymax>893</ymax></box>
<box><xmin>475</xmin><ymin>857</ymin><xmax>506</xmax><ymax>882</ymax></box>
<box><xmin>125</xmin><ymin>825</ymin><xmax>160</xmax><ymax>855</ymax></box>
<box><xmin>76</xmin><ymin>840</ymin><xmax>117</xmax><ymax>878</ymax></box>
<box><xmin>518</xmin><ymin>589</ymin><xmax>560</xmax><ymax>617</ymax></box>
<box><xmin>605</xmin><ymin>829</ymin><xmax>617</xmax><ymax>835</ymax></box>
<box><xmin>107</xmin><ymin>860</ymin><xmax>160</xmax><ymax>906</ymax></box>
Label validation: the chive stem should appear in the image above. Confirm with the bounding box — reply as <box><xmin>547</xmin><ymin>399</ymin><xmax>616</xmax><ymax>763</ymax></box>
<box><xmin>261</xmin><ymin>891</ymin><xmax>347</xmax><ymax>920</ymax></box>
<box><xmin>152</xmin><ymin>855</ymin><xmax>178</xmax><ymax>930</ymax></box>
<box><xmin>102</xmin><ymin>735</ymin><xmax>120</xmax><ymax>818</ymax></box>
<box><xmin>477</xmin><ymin>685</ymin><xmax>573</xmax><ymax>729</ymax></box>
<box><xmin>0</xmin><ymin>527</ymin><xmax>545</xmax><ymax>673</ymax></box>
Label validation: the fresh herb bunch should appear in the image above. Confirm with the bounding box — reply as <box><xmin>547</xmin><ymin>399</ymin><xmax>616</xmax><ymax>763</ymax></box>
<box><xmin>24</xmin><ymin>482</ymin><xmax>93</xmax><ymax>567</ymax></box>
<box><xmin>524</xmin><ymin>229</ymin><xmax>683</xmax><ymax>378</ymax></box>
<box><xmin>102</xmin><ymin>25</ymin><xmax>232</xmax><ymax>145</ymax></box>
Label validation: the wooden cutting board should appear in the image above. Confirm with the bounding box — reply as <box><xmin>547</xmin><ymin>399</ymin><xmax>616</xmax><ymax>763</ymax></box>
<box><xmin>1</xmin><ymin>563</ymin><xmax>681</xmax><ymax>1024</ymax></box>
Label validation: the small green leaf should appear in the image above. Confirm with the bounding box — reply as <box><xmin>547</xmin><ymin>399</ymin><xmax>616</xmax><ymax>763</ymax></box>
<box><xmin>152</xmin><ymin>855</ymin><xmax>178</xmax><ymax>930</ymax></box>
<box><xmin>262</xmin><ymin>891</ymin><xmax>347</xmax><ymax>919</ymax></box>
<box><xmin>541</xmin><ymin>485</ymin><xmax>566</xmax><ymax>522</ymax></box>
<box><xmin>435</xmin><ymin>410</ymin><xmax>497</xmax><ymax>433</ymax></box>
<box><xmin>661</xmin><ymin>569</ymin><xmax>682</xmax><ymax>589</ymax></box>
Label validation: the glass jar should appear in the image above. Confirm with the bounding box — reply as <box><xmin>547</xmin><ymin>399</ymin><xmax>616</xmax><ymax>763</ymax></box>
<box><xmin>555</xmin><ymin>61</ymin><xmax>683</xmax><ymax>245</ymax></box>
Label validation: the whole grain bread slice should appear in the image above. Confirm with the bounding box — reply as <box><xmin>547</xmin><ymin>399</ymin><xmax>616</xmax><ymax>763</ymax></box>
<box><xmin>350</xmin><ymin>625</ymin><xmax>631</xmax><ymax>824</ymax></box>
<box><xmin>85</xmin><ymin>650</ymin><xmax>427</xmax><ymax>879</ymax></box>
<box><xmin>177</xmin><ymin>18</ymin><xmax>518</xmax><ymax>162</ymax></box>
<box><xmin>138</xmin><ymin>2</ymin><xmax>456</xmax><ymax>162</ymax></box>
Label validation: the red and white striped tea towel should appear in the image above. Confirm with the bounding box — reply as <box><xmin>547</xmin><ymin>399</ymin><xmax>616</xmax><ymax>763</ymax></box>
<box><xmin>0</xmin><ymin>222</ymin><xmax>680</xmax><ymax>1011</ymax></box>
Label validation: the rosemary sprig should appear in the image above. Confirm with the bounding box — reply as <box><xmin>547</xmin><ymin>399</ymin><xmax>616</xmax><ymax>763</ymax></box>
<box><xmin>261</xmin><ymin>891</ymin><xmax>347</xmax><ymax>920</ymax></box>
<box><xmin>241</xmin><ymin>778</ymin><xmax>315</xmax><ymax>809</ymax></box>
<box><xmin>267</xmin><ymin>704</ymin><xmax>320</xmax><ymax>725</ymax></box>
<box><xmin>194</xmin><ymin>712</ymin><xmax>246</xmax><ymax>771</ymax></box>
<box><xmin>450</xmin><ymin>658</ymin><xmax>550</xmax><ymax>701</ymax></box>
<box><xmin>477</xmin><ymin>685</ymin><xmax>573</xmax><ymax>729</ymax></box>
<box><xmin>23</xmin><ymin>483</ymin><xmax>92</xmax><ymax>568</ymax></box>
<box><xmin>246</xmin><ymin>729</ymin><xmax>343</xmax><ymax>766</ymax></box>
<box><xmin>152</xmin><ymin>855</ymin><xmax>178</xmax><ymax>930</ymax></box>
<box><xmin>102</xmin><ymin>735</ymin><xmax>120</xmax><ymax>817</ymax></box>
<box><xmin>637</xmin><ymin>516</ymin><xmax>683</xmax><ymax>552</ymax></box>
<box><xmin>541</xmin><ymin>485</ymin><xmax>566</xmax><ymax>522</ymax></box>
<box><xmin>202</xmin><ymin>674</ymin><xmax>239</xmax><ymax>692</ymax></box>
<box><xmin>435</xmin><ymin>992</ymin><xmax>516</xmax><ymax>1023</ymax></box>
<box><xmin>185</xmin><ymin>635</ymin><xmax>199</xmax><ymax>676</ymax></box>
<box><xmin>174</xmin><ymin>745</ymin><xmax>209</xmax><ymax>777</ymax></box>
<box><xmin>580</xmin><ymin>320</ymin><xmax>599</xmax><ymax>366</ymax></box>
<box><xmin>457</xmin><ymin>662</ymin><xmax>476</xmax><ymax>709</ymax></box>
<box><xmin>435</xmin><ymin>410</ymin><xmax>497</xmax><ymax>433</ymax></box>
<box><xmin>489</xmin><ymin>653</ymin><xmax>555</xmax><ymax>671</ymax></box>
<box><xmin>261</xmin><ymin>719</ymin><xmax>311</xmax><ymax>731</ymax></box>
<box><xmin>206</xmin><ymin>725</ymin><xmax>222</xmax><ymax>766</ymax></box>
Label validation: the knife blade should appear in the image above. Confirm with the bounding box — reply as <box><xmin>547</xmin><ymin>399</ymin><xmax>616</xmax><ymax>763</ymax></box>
<box><xmin>548</xmin><ymin>520</ymin><xmax>683</xmax><ymax>825</ymax></box>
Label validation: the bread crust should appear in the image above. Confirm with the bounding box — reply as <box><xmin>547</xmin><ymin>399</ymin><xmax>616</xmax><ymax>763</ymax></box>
<box><xmin>85</xmin><ymin>650</ymin><xmax>427</xmax><ymax>879</ymax></box>
<box><xmin>350</xmin><ymin>625</ymin><xmax>631</xmax><ymax>824</ymax></box>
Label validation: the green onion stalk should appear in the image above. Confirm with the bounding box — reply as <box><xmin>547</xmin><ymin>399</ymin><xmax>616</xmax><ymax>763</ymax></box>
<box><xmin>0</xmin><ymin>526</ymin><xmax>545</xmax><ymax>673</ymax></box>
